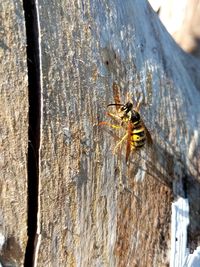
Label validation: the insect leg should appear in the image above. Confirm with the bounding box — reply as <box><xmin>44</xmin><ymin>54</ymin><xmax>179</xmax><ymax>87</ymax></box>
<box><xmin>106</xmin><ymin>112</ymin><xmax>122</xmax><ymax>122</ymax></box>
<box><xmin>113</xmin><ymin>133</ymin><xmax>128</xmax><ymax>153</ymax></box>
<box><xmin>98</xmin><ymin>121</ymin><xmax>122</xmax><ymax>129</ymax></box>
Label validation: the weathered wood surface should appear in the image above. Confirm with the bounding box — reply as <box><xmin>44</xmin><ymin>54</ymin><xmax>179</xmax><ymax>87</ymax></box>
<box><xmin>1</xmin><ymin>0</ymin><xmax>200</xmax><ymax>266</ymax></box>
<box><xmin>34</xmin><ymin>0</ymin><xmax>200</xmax><ymax>266</ymax></box>
<box><xmin>0</xmin><ymin>0</ymin><xmax>28</xmax><ymax>266</ymax></box>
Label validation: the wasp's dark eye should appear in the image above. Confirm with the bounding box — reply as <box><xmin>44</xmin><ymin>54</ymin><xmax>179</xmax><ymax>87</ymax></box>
<box><xmin>126</xmin><ymin>102</ymin><xmax>133</xmax><ymax>110</ymax></box>
<box><xmin>121</xmin><ymin>102</ymin><xmax>133</xmax><ymax>113</ymax></box>
<box><xmin>120</xmin><ymin>106</ymin><xmax>126</xmax><ymax>111</ymax></box>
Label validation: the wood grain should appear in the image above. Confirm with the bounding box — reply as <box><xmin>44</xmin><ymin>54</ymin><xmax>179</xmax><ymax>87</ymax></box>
<box><xmin>0</xmin><ymin>0</ymin><xmax>28</xmax><ymax>266</ymax></box>
<box><xmin>35</xmin><ymin>0</ymin><xmax>200</xmax><ymax>266</ymax></box>
<box><xmin>1</xmin><ymin>0</ymin><xmax>200</xmax><ymax>266</ymax></box>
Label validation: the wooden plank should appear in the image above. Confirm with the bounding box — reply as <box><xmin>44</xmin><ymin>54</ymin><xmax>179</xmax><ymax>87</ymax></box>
<box><xmin>35</xmin><ymin>0</ymin><xmax>200</xmax><ymax>266</ymax></box>
<box><xmin>0</xmin><ymin>0</ymin><xmax>28</xmax><ymax>266</ymax></box>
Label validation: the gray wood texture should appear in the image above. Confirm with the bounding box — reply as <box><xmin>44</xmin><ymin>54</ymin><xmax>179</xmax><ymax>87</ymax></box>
<box><xmin>1</xmin><ymin>0</ymin><xmax>200</xmax><ymax>266</ymax></box>
<box><xmin>0</xmin><ymin>0</ymin><xmax>28</xmax><ymax>266</ymax></box>
<box><xmin>35</xmin><ymin>0</ymin><xmax>200</xmax><ymax>266</ymax></box>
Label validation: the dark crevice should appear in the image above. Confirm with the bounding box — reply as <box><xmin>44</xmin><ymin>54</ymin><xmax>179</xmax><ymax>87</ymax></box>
<box><xmin>23</xmin><ymin>0</ymin><xmax>41</xmax><ymax>266</ymax></box>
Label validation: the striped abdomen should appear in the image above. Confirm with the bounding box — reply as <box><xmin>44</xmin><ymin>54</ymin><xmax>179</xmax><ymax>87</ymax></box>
<box><xmin>131</xmin><ymin>121</ymin><xmax>146</xmax><ymax>148</ymax></box>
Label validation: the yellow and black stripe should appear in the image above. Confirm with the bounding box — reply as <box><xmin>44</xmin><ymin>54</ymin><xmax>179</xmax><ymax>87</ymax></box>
<box><xmin>131</xmin><ymin>120</ymin><xmax>146</xmax><ymax>149</ymax></box>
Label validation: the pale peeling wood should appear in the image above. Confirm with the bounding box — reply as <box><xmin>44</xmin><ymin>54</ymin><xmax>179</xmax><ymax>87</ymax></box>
<box><xmin>36</xmin><ymin>0</ymin><xmax>200</xmax><ymax>266</ymax></box>
<box><xmin>0</xmin><ymin>0</ymin><xmax>28</xmax><ymax>266</ymax></box>
<box><xmin>170</xmin><ymin>198</ymin><xmax>189</xmax><ymax>267</ymax></box>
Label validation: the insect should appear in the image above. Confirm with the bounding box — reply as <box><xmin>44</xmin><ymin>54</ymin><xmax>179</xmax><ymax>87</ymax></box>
<box><xmin>99</xmin><ymin>82</ymin><xmax>152</xmax><ymax>162</ymax></box>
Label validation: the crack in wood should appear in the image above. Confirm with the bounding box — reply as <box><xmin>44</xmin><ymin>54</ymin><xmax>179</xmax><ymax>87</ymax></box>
<box><xmin>22</xmin><ymin>0</ymin><xmax>41</xmax><ymax>266</ymax></box>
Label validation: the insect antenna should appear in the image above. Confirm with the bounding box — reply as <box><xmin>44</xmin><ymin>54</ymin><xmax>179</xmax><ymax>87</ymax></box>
<box><xmin>107</xmin><ymin>103</ymin><xmax>124</xmax><ymax>107</ymax></box>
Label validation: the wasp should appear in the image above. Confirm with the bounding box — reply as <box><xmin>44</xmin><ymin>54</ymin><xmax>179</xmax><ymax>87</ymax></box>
<box><xmin>99</xmin><ymin>82</ymin><xmax>152</xmax><ymax>162</ymax></box>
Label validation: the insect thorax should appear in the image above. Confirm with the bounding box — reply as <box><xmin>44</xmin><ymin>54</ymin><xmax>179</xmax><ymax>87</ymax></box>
<box><xmin>130</xmin><ymin>110</ymin><xmax>141</xmax><ymax>124</ymax></box>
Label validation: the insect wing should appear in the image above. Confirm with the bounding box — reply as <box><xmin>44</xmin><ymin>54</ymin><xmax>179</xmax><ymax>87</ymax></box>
<box><xmin>125</xmin><ymin>122</ymin><xmax>133</xmax><ymax>162</ymax></box>
<box><xmin>112</xmin><ymin>82</ymin><xmax>121</xmax><ymax>111</ymax></box>
<box><xmin>141</xmin><ymin>120</ymin><xmax>153</xmax><ymax>145</ymax></box>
